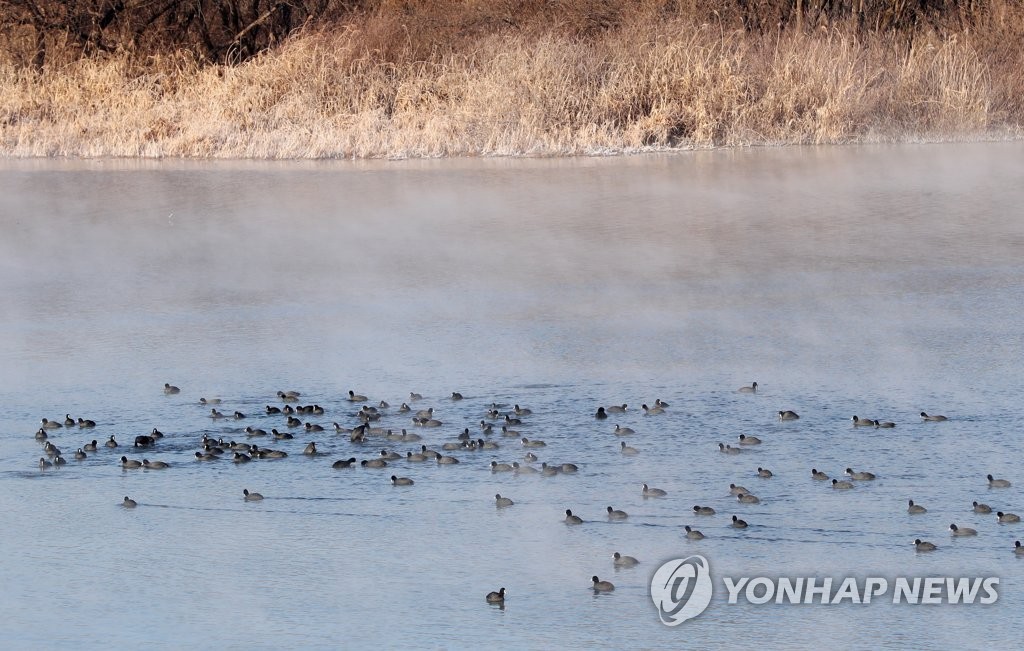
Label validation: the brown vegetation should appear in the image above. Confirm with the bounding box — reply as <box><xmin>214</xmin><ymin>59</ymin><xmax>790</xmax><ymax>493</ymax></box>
<box><xmin>0</xmin><ymin>1</ymin><xmax>1021</xmax><ymax>158</ymax></box>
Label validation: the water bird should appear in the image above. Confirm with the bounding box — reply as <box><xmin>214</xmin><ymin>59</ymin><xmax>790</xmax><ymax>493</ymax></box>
<box><xmin>920</xmin><ymin>412</ymin><xmax>948</xmax><ymax>422</ymax></box>
<box><xmin>303</xmin><ymin>442</ymin><xmax>318</xmax><ymax>455</ymax></box>
<box><xmin>729</xmin><ymin>483</ymin><xmax>749</xmax><ymax>496</ymax></box>
<box><xmin>641</xmin><ymin>404</ymin><xmax>664</xmax><ymax>415</ymax></box>
<box><xmin>845</xmin><ymin>468</ymin><xmax>876</xmax><ymax>480</ymax></box>
<box><xmin>737</xmin><ymin>493</ymin><xmax>760</xmax><ymax>504</ymax></box>
<box><xmin>485</xmin><ymin>588</ymin><xmax>505</xmax><ymax>603</ymax></box>
<box><xmin>731</xmin><ymin>515</ymin><xmax>749</xmax><ymax>529</ymax></box>
<box><xmin>915</xmin><ymin>539</ymin><xmax>937</xmax><ymax>552</ymax></box>
<box><xmin>851</xmin><ymin>416</ymin><xmax>875</xmax><ymax>427</ymax></box>
<box><xmin>84</xmin><ymin>440</ymin><xmax>98</xmax><ymax>451</ymax></box>
<box><xmin>243</xmin><ymin>489</ymin><xmax>263</xmax><ymax>501</ymax></box>
<box><xmin>495</xmin><ymin>494</ymin><xmax>514</xmax><ymax>507</ymax></box>
<box><xmin>607</xmin><ymin>506</ymin><xmax>628</xmax><ymax>520</ymax></box>
<box><xmin>738</xmin><ymin>382</ymin><xmax>757</xmax><ymax>393</ymax></box>
<box><xmin>620</xmin><ymin>442</ymin><xmax>639</xmax><ymax>455</ymax></box>
<box><xmin>513</xmin><ymin>404</ymin><xmax>532</xmax><ymax>416</ymax></box>
<box><xmin>232</xmin><ymin>452</ymin><xmax>251</xmax><ymax>463</ymax></box>
<box><xmin>40</xmin><ymin>418</ymin><xmax>62</xmax><ymax>429</ymax></box>
<box><xmin>123</xmin><ymin>496</ymin><xmax>137</xmax><ymax>508</ymax></box>
<box><xmin>595</xmin><ymin>407</ymin><xmax>608</xmax><ymax>419</ymax></box>
<box><xmin>266</xmin><ymin>406</ymin><xmax>282</xmax><ymax>414</ymax></box>
<box><xmin>811</xmin><ymin>469</ymin><xmax>829</xmax><ymax>480</ymax></box>
<box><xmin>391</xmin><ymin>476</ymin><xmax>414</xmax><ymax>486</ymax></box>
<box><xmin>120</xmin><ymin>456</ymin><xmax>142</xmax><ymax>468</ymax></box>
<box><xmin>194</xmin><ymin>452</ymin><xmax>218</xmax><ymax>461</ymax></box>
<box><xmin>34</xmin><ymin>428</ymin><xmax>47</xmax><ymax>441</ymax></box>
<box><xmin>74</xmin><ymin>448</ymin><xmax>87</xmax><ymax>460</ymax></box>
<box><xmin>245</xmin><ymin>427</ymin><xmax>267</xmax><ymax>437</ymax></box>
<box><xmin>451</xmin><ymin>392</ymin><xmax>463</xmax><ymax>400</ymax></box>
<box><xmin>142</xmin><ymin>459</ymin><xmax>169</xmax><ymax>469</ymax></box>
<box><xmin>38</xmin><ymin>457</ymin><xmax>52</xmax><ymax>469</ymax></box>
<box><xmin>200</xmin><ymin>397</ymin><xmax>221</xmax><ymax>405</ymax></box>
<box><xmin>997</xmin><ymin>512</ymin><xmax>1020</xmax><ymax>523</ymax></box>
<box><xmin>512</xmin><ymin>462</ymin><xmax>537</xmax><ymax>474</ymax></box>
<box><xmin>949</xmin><ymin>523</ymin><xmax>977</xmax><ymax>536</ymax></box>
<box><xmin>134</xmin><ymin>435</ymin><xmax>155</xmax><ymax>447</ymax></box>
<box><xmin>362</xmin><ymin>458</ymin><xmax>387</xmax><ymax>468</ymax></box>
<box><xmin>738</xmin><ymin>434</ymin><xmax>761</xmax><ymax>445</ymax></box>
<box><xmin>655</xmin><ymin>399</ymin><xmax>670</xmax><ymax>408</ymax></box>
<box><xmin>436</xmin><ymin>455</ymin><xmax>459</xmax><ymax>465</ymax></box>
<box><xmin>987</xmin><ymin>474</ymin><xmax>1011</xmax><ymax>488</ymax></box>
<box><xmin>63</xmin><ymin>414</ymin><xmax>75</xmax><ymax>427</ymax></box>
<box><xmin>642</xmin><ymin>483</ymin><xmax>667</xmax><ymax>497</ymax></box>
<box><xmin>77</xmin><ymin>418</ymin><xmax>96</xmax><ymax>428</ymax></box>
<box><xmin>614</xmin><ymin>425</ymin><xmax>635</xmax><ymax>436</ymax></box>
<box><xmin>332</xmin><ymin>457</ymin><xmax>357</xmax><ymax>469</ymax></box>
<box><xmin>348</xmin><ymin>391</ymin><xmax>368</xmax><ymax>402</ymax></box>
<box><xmin>873</xmin><ymin>420</ymin><xmax>896</xmax><ymax>428</ymax></box>
<box><xmin>1016</xmin><ymin>541</ymin><xmax>1024</xmax><ymax>556</ymax></box>
<box><xmin>973</xmin><ymin>501</ymin><xmax>992</xmax><ymax>513</ymax></box>
<box><xmin>209</xmin><ymin>408</ymin><xmax>225</xmax><ymax>419</ymax></box>
<box><xmin>832</xmin><ymin>479</ymin><xmax>854</xmax><ymax>489</ymax></box>
<box><xmin>591</xmin><ymin>576</ymin><xmax>615</xmax><ymax>592</ymax></box>
<box><xmin>908</xmin><ymin>500</ymin><xmax>927</xmax><ymax>514</ymax></box>
<box><xmin>778</xmin><ymin>410</ymin><xmax>800</xmax><ymax>420</ymax></box>
<box><xmin>607</xmin><ymin>404</ymin><xmax>627</xmax><ymax>413</ymax></box>
<box><xmin>757</xmin><ymin>467</ymin><xmax>773</xmax><ymax>478</ymax></box>
<box><xmin>53</xmin><ymin>455</ymin><xmax>67</xmax><ymax>466</ymax></box>
<box><xmin>613</xmin><ymin>552</ymin><xmax>639</xmax><ymax>567</ymax></box>
<box><xmin>718</xmin><ymin>443</ymin><xmax>741</xmax><ymax>455</ymax></box>
<box><xmin>409</xmin><ymin>392</ymin><xmax>423</xmax><ymax>401</ymax></box>
<box><xmin>491</xmin><ymin>461</ymin><xmax>514</xmax><ymax>472</ymax></box>
<box><xmin>693</xmin><ymin>505</ymin><xmax>715</xmax><ymax>515</ymax></box>
<box><xmin>565</xmin><ymin>509</ymin><xmax>583</xmax><ymax>524</ymax></box>
<box><xmin>684</xmin><ymin>525</ymin><xmax>705</xmax><ymax>540</ymax></box>
<box><xmin>540</xmin><ymin>463</ymin><xmax>560</xmax><ymax>476</ymax></box>
<box><xmin>164</xmin><ymin>383</ymin><xmax>180</xmax><ymax>394</ymax></box>
<box><xmin>521</xmin><ymin>438</ymin><xmax>546</xmax><ymax>448</ymax></box>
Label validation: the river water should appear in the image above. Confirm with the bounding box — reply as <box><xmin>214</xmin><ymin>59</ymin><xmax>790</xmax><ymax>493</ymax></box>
<box><xmin>1</xmin><ymin>143</ymin><xmax>1022</xmax><ymax>649</ymax></box>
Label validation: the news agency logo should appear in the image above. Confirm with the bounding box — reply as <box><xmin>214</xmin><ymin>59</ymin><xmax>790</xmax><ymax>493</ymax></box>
<box><xmin>651</xmin><ymin>556</ymin><xmax>999</xmax><ymax>626</ymax></box>
<box><xmin>650</xmin><ymin>555</ymin><xmax>714</xmax><ymax>626</ymax></box>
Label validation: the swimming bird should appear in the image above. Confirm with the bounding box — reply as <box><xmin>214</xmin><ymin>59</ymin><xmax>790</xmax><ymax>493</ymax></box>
<box><xmin>693</xmin><ymin>505</ymin><xmax>715</xmax><ymax>515</ymax></box>
<box><xmin>613</xmin><ymin>552</ymin><xmax>639</xmax><ymax>567</ymax></box>
<box><xmin>778</xmin><ymin>410</ymin><xmax>800</xmax><ymax>421</ymax></box>
<box><xmin>409</xmin><ymin>392</ymin><xmax>423</xmax><ymax>401</ymax></box>
<box><xmin>84</xmin><ymin>440</ymin><xmax>98</xmax><ymax>451</ymax></box>
<box><xmin>232</xmin><ymin>452</ymin><xmax>251</xmax><ymax>463</ymax></box>
<box><xmin>512</xmin><ymin>462</ymin><xmax>537</xmax><ymax>474</ymax></box>
<box><xmin>607</xmin><ymin>404</ymin><xmax>627</xmax><ymax>413</ymax></box>
<box><xmin>620</xmin><ymin>442</ymin><xmax>639</xmax><ymax>455</ymax></box>
<box><xmin>997</xmin><ymin>512</ymin><xmax>1021</xmax><ymax>523</ymax></box>
<box><xmin>737</xmin><ymin>493</ymin><xmax>760</xmax><ymax>504</ymax></box>
<box><xmin>200</xmin><ymin>397</ymin><xmax>221</xmax><ymax>405</ymax></box>
<box><xmin>63</xmin><ymin>414</ymin><xmax>75</xmax><ymax>427</ymax></box>
<box><xmin>973</xmin><ymin>501</ymin><xmax>993</xmax><ymax>513</ymax></box>
<box><xmin>851</xmin><ymin>416</ymin><xmax>875</xmax><ymax>427</ymax></box>
<box><xmin>738</xmin><ymin>382</ymin><xmax>757</xmax><ymax>393</ymax></box>
<box><xmin>907</xmin><ymin>500</ymin><xmax>927</xmax><ymax>514</ymax></box>
<box><xmin>495</xmin><ymin>494</ymin><xmax>514</xmax><ymax>507</ymax></box>
<box><xmin>614</xmin><ymin>425</ymin><xmax>635</xmax><ymax>436</ymax></box>
<box><xmin>845</xmin><ymin>468</ymin><xmax>876</xmax><ymax>480</ymax></box>
<box><xmin>729</xmin><ymin>483</ymin><xmax>749</xmax><ymax>496</ymax></box>
<box><xmin>332</xmin><ymin>457</ymin><xmax>357</xmax><ymax>469</ymax></box>
<box><xmin>164</xmin><ymin>383</ymin><xmax>180</xmax><ymax>394</ymax></box>
<box><xmin>655</xmin><ymin>399</ymin><xmax>670</xmax><ymax>408</ymax></box>
<box><xmin>243</xmin><ymin>489</ymin><xmax>263</xmax><ymax>501</ymax></box>
<box><xmin>521</xmin><ymin>438</ymin><xmax>546</xmax><ymax>448</ymax></box>
<box><xmin>731</xmin><ymin>515</ymin><xmax>749</xmax><ymax>528</ymax></box>
<box><xmin>194</xmin><ymin>451</ymin><xmax>217</xmax><ymax>461</ymax></box>
<box><xmin>641</xmin><ymin>404</ymin><xmax>664</xmax><ymax>415</ymax></box>
<box><xmin>988</xmin><ymin>474</ymin><xmax>1011</xmax><ymax>488</ymax></box>
<box><xmin>565</xmin><ymin>509</ymin><xmax>583</xmax><ymax>524</ymax></box>
<box><xmin>684</xmin><ymin>525</ymin><xmax>705</xmax><ymax>540</ymax></box>
<box><xmin>591</xmin><ymin>576</ymin><xmax>615</xmax><ymax>592</ymax></box>
<box><xmin>38</xmin><ymin>457</ymin><xmax>52</xmax><ymax>469</ymax></box>
<box><xmin>142</xmin><ymin>459</ymin><xmax>169</xmax><ymax>469</ymax></box>
<box><xmin>303</xmin><ymin>442</ymin><xmax>318</xmax><ymax>455</ymax></box>
<box><xmin>811</xmin><ymin>468</ymin><xmax>829</xmax><ymax>480</ymax></box>
<box><xmin>642</xmin><ymin>483</ymin><xmax>667</xmax><ymax>497</ymax></box>
<box><xmin>540</xmin><ymin>463</ymin><xmax>560</xmax><ymax>476</ymax></box>
<box><xmin>757</xmin><ymin>467</ymin><xmax>773</xmax><ymax>478</ymax></box>
<box><xmin>738</xmin><ymin>434</ymin><xmax>761</xmax><ymax>445</ymax></box>
<box><xmin>451</xmin><ymin>392</ymin><xmax>463</xmax><ymax>400</ymax></box>
<box><xmin>718</xmin><ymin>443</ymin><xmax>741</xmax><ymax>455</ymax></box>
<box><xmin>121</xmin><ymin>456</ymin><xmax>142</xmax><ymax>468</ymax></box>
<box><xmin>832</xmin><ymin>479</ymin><xmax>854</xmax><ymax>490</ymax></box>
<box><xmin>40</xmin><ymin>418</ymin><xmax>62</xmax><ymax>429</ymax></box>
<box><xmin>77</xmin><ymin>418</ymin><xmax>96</xmax><ymax>428</ymax></box>
<box><xmin>873</xmin><ymin>420</ymin><xmax>896</xmax><ymax>428</ymax></box>
<box><xmin>595</xmin><ymin>407</ymin><xmax>608</xmax><ymax>419</ymax></box>
<box><xmin>105</xmin><ymin>436</ymin><xmax>118</xmax><ymax>448</ymax></box>
<box><xmin>915</xmin><ymin>539</ymin><xmax>937</xmax><ymax>552</ymax></box>
<box><xmin>560</xmin><ymin>463</ymin><xmax>579</xmax><ymax>473</ymax></box>
<box><xmin>34</xmin><ymin>428</ymin><xmax>47</xmax><ymax>441</ymax></box>
<box><xmin>436</xmin><ymin>455</ymin><xmax>459</xmax><ymax>465</ymax></box>
<box><xmin>134</xmin><ymin>435</ymin><xmax>155</xmax><ymax>447</ymax></box>
<box><xmin>362</xmin><ymin>458</ymin><xmax>387</xmax><ymax>468</ymax></box>
<box><xmin>950</xmin><ymin>523</ymin><xmax>977</xmax><ymax>536</ymax></box>
<box><xmin>920</xmin><ymin>412</ymin><xmax>947</xmax><ymax>421</ymax></box>
<box><xmin>348</xmin><ymin>390</ymin><xmax>368</xmax><ymax>402</ymax></box>
<box><xmin>485</xmin><ymin>588</ymin><xmax>505</xmax><ymax>603</ymax></box>
<box><xmin>123</xmin><ymin>496</ymin><xmax>137</xmax><ymax>508</ymax></box>
<box><xmin>1016</xmin><ymin>541</ymin><xmax>1024</xmax><ymax>556</ymax></box>
<box><xmin>491</xmin><ymin>461</ymin><xmax>514</xmax><ymax>472</ymax></box>
<box><xmin>53</xmin><ymin>455</ymin><xmax>67</xmax><ymax>466</ymax></box>
<box><xmin>607</xmin><ymin>506</ymin><xmax>628</xmax><ymax>520</ymax></box>
<box><xmin>74</xmin><ymin>448</ymin><xmax>87</xmax><ymax>460</ymax></box>
<box><xmin>305</xmin><ymin>422</ymin><xmax>324</xmax><ymax>432</ymax></box>
<box><xmin>391</xmin><ymin>475</ymin><xmax>414</xmax><ymax>486</ymax></box>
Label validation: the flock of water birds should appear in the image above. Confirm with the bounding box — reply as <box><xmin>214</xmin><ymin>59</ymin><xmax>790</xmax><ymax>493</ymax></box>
<box><xmin>28</xmin><ymin>379</ymin><xmax>1024</xmax><ymax>605</ymax></box>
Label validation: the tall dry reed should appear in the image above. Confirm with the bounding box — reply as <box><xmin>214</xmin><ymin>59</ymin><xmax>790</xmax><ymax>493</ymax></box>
<box><xmin>0</xmin><ymin>1</ymin><xmax>1021</xmax><ymax>158</ymax></box>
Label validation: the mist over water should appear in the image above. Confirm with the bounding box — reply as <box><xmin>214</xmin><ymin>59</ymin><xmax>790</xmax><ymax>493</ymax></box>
<box><xmin>1</xmin><ymin>143</ymin><xmax>1022</xmax><ymax>649</ymax></box>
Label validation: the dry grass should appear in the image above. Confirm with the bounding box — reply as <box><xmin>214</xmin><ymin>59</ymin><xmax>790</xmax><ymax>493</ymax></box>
<box><xmin>1</xmin><ymin>1</ymin><xmax>1022</xmax><ymax>158</ymax></box>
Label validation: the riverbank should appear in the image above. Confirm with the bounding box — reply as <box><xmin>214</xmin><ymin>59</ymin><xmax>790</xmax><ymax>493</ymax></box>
<box><xmin>2</xmin><ymin>3</ymin><xmax>1022</xmax><ymax>159</ymax></box>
